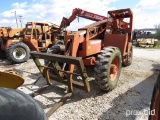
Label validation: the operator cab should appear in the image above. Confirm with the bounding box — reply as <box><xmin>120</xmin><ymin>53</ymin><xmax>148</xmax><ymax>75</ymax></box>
<box><xmin>24</xmin><ymin>22</ymin><xmax>51</xmax><ymax>51</ymax></box>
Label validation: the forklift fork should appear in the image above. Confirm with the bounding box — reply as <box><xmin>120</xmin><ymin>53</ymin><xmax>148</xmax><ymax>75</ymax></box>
<box><xmin>30</xmin><ymin>51</ymin><xmax>90</xmax><ymax>93</ymax></box>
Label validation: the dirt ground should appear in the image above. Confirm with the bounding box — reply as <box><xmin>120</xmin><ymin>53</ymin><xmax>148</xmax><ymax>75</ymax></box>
<box><xmin>0</xmin><ymin>47</ymin><xmax>160</xmax><ymax>120</ymax></box>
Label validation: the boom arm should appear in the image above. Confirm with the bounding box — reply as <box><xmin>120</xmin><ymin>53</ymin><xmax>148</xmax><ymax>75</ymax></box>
<box><xmin>59</xmin><ymin>8</ymin><xmax>107</xmax><ymax>30</ymax></box>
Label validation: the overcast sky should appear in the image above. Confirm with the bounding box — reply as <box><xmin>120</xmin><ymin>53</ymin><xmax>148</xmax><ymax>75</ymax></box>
<box><xmin>0</xmin><ymin>0</ymin><xmax>160</xmax><ymax>30</ymax></box>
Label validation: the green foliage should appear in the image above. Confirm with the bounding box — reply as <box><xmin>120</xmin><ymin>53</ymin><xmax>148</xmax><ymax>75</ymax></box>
<box><xmin>155</xmin><ymin>29</ymin><xmax>160</xmax><ymax>40</ymax></box>
<box><xmin>154</xmin><ymin>24</ymin><xmax>160</xmax><ymax>40</ymax></box>
<box><xmin>155</xmin><ymin>41</ymin><xmax>160</xmax><ymax>49</ymax></box>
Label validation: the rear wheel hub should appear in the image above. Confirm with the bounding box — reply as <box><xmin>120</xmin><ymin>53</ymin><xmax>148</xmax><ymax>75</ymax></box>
<box><xmin>13</xmin><ymin>47</ymin><xmax>26</xmax><ymax>59</ymax></box>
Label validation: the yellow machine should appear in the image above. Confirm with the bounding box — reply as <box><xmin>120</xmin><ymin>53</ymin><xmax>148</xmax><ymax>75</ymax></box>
<box><xmin>0</xmin><ymin>71</ymin><xmax>24</xmax><ymax>89</ymax></box>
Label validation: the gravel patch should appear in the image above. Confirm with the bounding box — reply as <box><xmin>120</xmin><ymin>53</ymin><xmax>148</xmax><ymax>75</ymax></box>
<box><xmin>0</xmin><ymin>47</ymin><xmax>160</xmax><ymax>120</ymax></box>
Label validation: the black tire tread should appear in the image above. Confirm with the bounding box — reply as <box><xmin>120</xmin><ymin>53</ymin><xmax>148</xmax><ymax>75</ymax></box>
<box><xmin>94</xmin><ymin>46</ymin><xmax>122</xmax><ymax>91</ymax></box>
<box><xmin>0</xmin><ymin>88</ymin><xmax>47</xmax><ymax>120</ymax></box>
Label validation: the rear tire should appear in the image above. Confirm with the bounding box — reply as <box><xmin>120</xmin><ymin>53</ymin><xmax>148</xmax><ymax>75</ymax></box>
<box><xmin>94</xmin><ymin>47</ymin><xmax>122</xmax><ymax>91</ymax></box>
<box><xmin>6</xmin><ymin>42</ymin><xmax>30</xmax><ymax>64</ymax></box>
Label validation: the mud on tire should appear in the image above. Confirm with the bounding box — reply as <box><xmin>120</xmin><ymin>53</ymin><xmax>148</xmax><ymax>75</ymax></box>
<box><xmin>94</xmin><ymin>46</ymin><xmax>122</xmax><ymax>91</ymax></box>
<box><xmin>6</xmin><ymin>42</ymin><xmax>30</xmax><ymax>64</ymax></box>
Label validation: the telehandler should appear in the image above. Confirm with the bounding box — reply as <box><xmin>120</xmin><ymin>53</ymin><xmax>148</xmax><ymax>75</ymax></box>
<box><xmin>0</xmin><ymin>23</ymin><xmax>61</xmax><ymax>64</ymax></box>
<box><xmin>0</xmin><ymin>27</ymin><xmax>25</xmax><ymax>59</ymax></box>
<box><xmin>30</xmin><ymin>8</ymin><xmax>133</xmax><ymax>93</ymax></box>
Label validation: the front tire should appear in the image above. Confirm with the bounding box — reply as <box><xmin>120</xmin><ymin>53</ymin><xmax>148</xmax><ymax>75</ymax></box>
<box><xmin>94</xmin><ymin>47</ymin><xmax>122</xmax><ymax>91</ymax></box>
<box><xmin>6</xmin><ymin>42</ymin><xmax>30</xmax><ymax>64</ymax></box>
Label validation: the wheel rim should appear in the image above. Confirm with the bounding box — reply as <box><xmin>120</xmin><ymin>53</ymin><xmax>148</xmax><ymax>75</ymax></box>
<box><xmin>13</xmin><ymin>47</ymin><xmax>26</xmax><ymax>60</ymax></box>
<box><xmin>110</xmin><ymin>58</ymin><xmax>119</xmax><ymax>81</ymax></box>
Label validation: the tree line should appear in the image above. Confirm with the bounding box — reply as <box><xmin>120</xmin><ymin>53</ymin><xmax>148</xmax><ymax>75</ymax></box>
<box><xmin>155</xmin><ymin>24</ymin><xmax>160</xmax><ymax>40</ymax></box>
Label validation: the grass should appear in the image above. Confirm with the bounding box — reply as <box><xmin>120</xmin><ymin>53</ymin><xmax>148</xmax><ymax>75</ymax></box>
<box><xmin>154</xmin><ymin>41</ymin><xmax>160</xmax><ymax>49</ymax></box>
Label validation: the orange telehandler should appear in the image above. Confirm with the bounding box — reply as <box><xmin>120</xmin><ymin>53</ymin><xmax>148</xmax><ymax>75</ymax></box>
<box><xmin>0</xmin><ymin>27</ymin><xmax>25</xmax><ymax>59</ymax></box>
<box><xmin>0</xmin><ymin>23</ymin><xmax>60</xmax><ymax>64</ymax></box>
<box><xmin>30</xmin><ymin>8</ymin><xmax>133</xmax><ymax>93</ymax></box>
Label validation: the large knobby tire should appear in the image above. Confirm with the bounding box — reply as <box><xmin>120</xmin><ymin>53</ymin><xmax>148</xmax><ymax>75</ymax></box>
<box><xmin>123</xmin><ymin>44</ymin><xmax>133</xmax><ymax>67</ymax></box>
<box><xmin>6</xmin><ymin>42</ymin><xmax>30</xmax><ymax>64</ymax></box>
<box><xmin>0</xmin><ymin>88</ymin><xmax>47</xmax><ymax>120</ymax></box>
<box><xmin>94</xmin><ymin>47</ymin><xmax>122</xmax><ymax>91</ymax></box>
